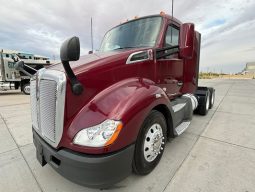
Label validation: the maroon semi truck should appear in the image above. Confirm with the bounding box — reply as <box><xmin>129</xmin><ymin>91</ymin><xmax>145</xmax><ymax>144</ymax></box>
<box><xmin>29</xmin><ymin>13</ymin><xmax>215</xmax><ymax>188</ymax></box>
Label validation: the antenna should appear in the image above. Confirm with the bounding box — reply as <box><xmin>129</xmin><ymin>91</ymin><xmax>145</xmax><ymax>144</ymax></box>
<box><xmin>171</xmin><ymin>0</ymin><xmax>174</xmax><ymax>20</ymax></box>
<box><xmin>170</xmin><ymin>0</ymin><xmax>174</xmax><ymax>43</ymax></box>
<box><xmin>90</xmin><ymin>17</ymin><xmax>94</xmax><ymax>53</ymax></box>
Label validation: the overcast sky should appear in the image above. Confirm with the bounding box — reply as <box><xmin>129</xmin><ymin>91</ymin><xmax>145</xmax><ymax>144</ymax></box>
<box><xmin>1</xmin><ymin>0</ymin><xmax>255</xmax><ymax>73</ymax></box>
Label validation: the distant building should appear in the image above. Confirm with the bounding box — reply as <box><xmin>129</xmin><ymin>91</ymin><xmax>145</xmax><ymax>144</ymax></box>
<box><xmin>242</xmin><ymin>62</ymin><xmax>255</xmax><ymax>75</ymax></box>
<box><xmin>1</xmin><ymin>49</ymin><xmax>49</xmax><ymax>61</ymax></box>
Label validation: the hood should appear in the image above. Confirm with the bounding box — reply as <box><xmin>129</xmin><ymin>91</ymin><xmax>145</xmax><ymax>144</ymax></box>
<box><xmin>48</xmin><ymin>48</ymin><xmax>148</xmax><ymax>75</ymax></box>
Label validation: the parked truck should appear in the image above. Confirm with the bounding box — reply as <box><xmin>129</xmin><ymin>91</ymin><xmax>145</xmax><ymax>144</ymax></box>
<box><xmin>0</xmin><ymin>50</ymin><xmax>53</xmax><ymax>94</ymax></box>
<box><xmin>28</xmin><ymin>13</ymin><xmax>215</xmax><ymax>188</ymax></box>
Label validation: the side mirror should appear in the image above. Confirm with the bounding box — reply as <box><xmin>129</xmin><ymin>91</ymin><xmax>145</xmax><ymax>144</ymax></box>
<box><xmin>14</xmin><ymin>61</ymin><xmax>34</xmax><ymax>77</ymax></box>
<box><xmin>14</xmin><ymin>60</ymin><xmax>25</xmax><ymax>70</ymax></box>
<box><xmin>179</xmin><ymin>23</ymin><xmax>195</xmax><ymax>59</ymax></box>
<box><xmin>60</xmin><ymin>36</ymin><xmax>83</xmax><ymax>95</ymax></box>
<box><xmin>60</xmin><ymin>36</ymin><xmax>80</xmax><ymax>61</ymax></box>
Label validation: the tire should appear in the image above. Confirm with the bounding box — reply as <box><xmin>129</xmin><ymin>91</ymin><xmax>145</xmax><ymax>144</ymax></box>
<box><xmin>132</xmin><ymin>110</ymin><xmax>167</xmax><ymax>175</ymax></box>
<box><xmin>197</xmin><ymin>91</ymin><xmax>210</xmax><ymax>116</ymax></box>
<box><xmin>21</xmin><ymin>83</ymin><xmax>30</xmax><ymax>95</ymax></box>
<box><xmin>208</xmin><ymin>88</ymin><xmax>215</xmax><ymax>109</ymax></box>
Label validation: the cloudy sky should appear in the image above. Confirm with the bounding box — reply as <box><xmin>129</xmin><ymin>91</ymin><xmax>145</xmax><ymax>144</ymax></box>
<box><xmin>1</xmin><ymin>0</ymin><xmax>255</xmax><ymax>73</ymax></box>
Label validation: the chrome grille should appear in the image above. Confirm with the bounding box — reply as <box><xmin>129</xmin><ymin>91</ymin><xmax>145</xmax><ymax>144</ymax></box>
<box><xmin>40</xmin><ymin>80</ymin><xmax>57</xmax><ymax>142</ymax></box>
<box><xmin>30</xmin><ymin>80</ymin><xmax>39</xmax><ymax>130</ymax></box>
<box><xmin>30</xmin><ymin>69</ymin><xmax>66</xmax><ymax>148</ymax></box>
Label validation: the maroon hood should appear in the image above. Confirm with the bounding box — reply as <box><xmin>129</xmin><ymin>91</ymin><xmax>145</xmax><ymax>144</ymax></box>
<box><xmin>48</xmin><ymin>48</ymin><xmax>147</xmax><ymax>75</ymax></box>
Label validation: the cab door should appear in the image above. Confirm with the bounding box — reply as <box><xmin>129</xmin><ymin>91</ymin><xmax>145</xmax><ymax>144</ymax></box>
<box><xmin>157</xmin><ymin>24</ymin><xmax>184</xmax><ymax>99</ymax></box>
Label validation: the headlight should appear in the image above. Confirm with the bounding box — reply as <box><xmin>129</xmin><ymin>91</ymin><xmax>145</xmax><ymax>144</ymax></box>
<box><xmin>73</xmin><ymin>120</ymin><xmax>123</xmax><ymax>147</ymax></box>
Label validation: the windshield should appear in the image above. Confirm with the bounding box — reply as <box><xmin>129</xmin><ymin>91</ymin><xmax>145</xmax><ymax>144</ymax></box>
<box><xmin>100</xmin><ymin>16</ymin><xmax>162</xmax><ymax>52</ymax></box>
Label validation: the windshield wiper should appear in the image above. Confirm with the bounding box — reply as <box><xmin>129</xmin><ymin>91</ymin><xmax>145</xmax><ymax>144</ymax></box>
<box><xmin>112</xmin><ymin>46</ymin><xmax>137</xmax><ymax>50</ymax></box>
<box><xmin>112</xmin><ymin>45</ymin><xmax>149</xmax><ymax>51</ymax></box>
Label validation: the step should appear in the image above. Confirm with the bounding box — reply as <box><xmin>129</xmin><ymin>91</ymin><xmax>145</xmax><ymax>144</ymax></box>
<box><xmin>175</xmin><ymin>121</ymin><xmax>191</xmax><ymax>136</ymax></box>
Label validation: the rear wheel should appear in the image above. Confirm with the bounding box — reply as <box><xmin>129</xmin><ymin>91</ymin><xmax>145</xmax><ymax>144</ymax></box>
<box><xmin>132</xmin><ymin>110</ymin><xmax>167</xmax><ymax>175</ymax></box>
<box><xmin>197</xmin><ymin>91</ymin><xmax>210</xmax><ymax>116</ymax></box>
<box><xmin>208</xmin><ymin>88</ymin><xmax>215</xmax><ymax>109</ymax></box>
<box><xmin>21</xmin><ymin>83</ymin><xmax>30</xmax><ymax>95</ymax></box>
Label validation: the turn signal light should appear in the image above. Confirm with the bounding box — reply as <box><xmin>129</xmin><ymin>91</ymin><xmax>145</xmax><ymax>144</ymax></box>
<box><xmin>160</xmin><ymin>11</ymin><xmax>165</xmax><ymax>15</ymax></box>
<box><xmin>105</xmin><ymin>123</ymin><xmax>123</xmax><ymax>146</ymax></box>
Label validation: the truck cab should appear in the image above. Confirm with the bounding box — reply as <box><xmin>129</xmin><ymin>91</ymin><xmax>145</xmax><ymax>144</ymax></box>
<box><xmin>0</xmin><ymin>50</ymin><xmax>53</xmax><ymax>94</ymax></box>
<box><xmin>30</xmin><ymin>13</ymin><xmax>215</xmax><ymax>188</ymax></box>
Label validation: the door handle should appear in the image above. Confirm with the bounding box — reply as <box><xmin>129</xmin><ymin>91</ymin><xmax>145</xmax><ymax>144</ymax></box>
<box><xmin>177</xmin><ymin>81</ymin><xmax>183</xmax><ymax>87</ymax></box>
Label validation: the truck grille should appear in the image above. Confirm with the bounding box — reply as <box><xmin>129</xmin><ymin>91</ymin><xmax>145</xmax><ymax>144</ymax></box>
<box><xmin>30</xmin><ymin>69</ymin><xmax>66</xmax><ymax>148</ymax></box>
<box><xmin>30</xmin><ymin>80</ymin><xmax>39</xmax><ymax>130</ymax></box>
<box><xmin>40</xmin><ymin>80</ymin><xmax>57</xmax><ymax>142</ymax></box>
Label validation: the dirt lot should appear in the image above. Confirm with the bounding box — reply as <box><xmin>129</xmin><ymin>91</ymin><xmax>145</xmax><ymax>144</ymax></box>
<box><xmin>0</xmin><ymin>79</ymin><xmax>255</xmax><ymax>192</ymax></box>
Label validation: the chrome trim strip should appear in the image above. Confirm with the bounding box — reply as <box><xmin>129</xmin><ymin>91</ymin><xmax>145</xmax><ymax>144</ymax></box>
<box><xmin>126</xmin><ymin>49</ymin><xmax>153</xmax><ymax>64</ymax></box>
<box><xmin>168</xmin><ymin>93</ymin><xmax>178</xmax><ymax>97</ymax></box>
<box><xmin>155</xmin><ymin>93</ymin><xmax>162</xmax><ymax>98</ymax></box>
<box><xmin>172</xmin><ymin>103</ymin><xmax>186</xmax><ymax>113</ymax></box>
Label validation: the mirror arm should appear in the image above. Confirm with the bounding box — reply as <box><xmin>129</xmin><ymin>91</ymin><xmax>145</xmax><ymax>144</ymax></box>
<box><xmin>62</xmin><ymin>61</ymin><xmax>84</xmax><ymax>95</ymax></box>
<box><xmin>14</xmin><ymin>61</ymin><xmax>33</xmax><ymax>77</ymax></box>
<box><xmin>24</xmin><ymin>64</ymin><xmax>37</xmax><ymax>73</ymax></box>
<box><xmin>19</xmin><ymin>69</ymin><xmax>33</xmax><ymax>77</ymax></box>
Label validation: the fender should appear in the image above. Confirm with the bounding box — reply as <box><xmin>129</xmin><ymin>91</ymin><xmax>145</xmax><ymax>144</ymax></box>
<box><xmin>60</xmin><ymin>77</ymin><xmax>173</xmax><ymax>154</ymax></box>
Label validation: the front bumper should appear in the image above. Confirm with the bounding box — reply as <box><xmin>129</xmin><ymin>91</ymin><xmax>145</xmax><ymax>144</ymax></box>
<box><xmin>33</xmin><ymin>130</ymin><xmax>135</xmax><ymax>188</ymax></box>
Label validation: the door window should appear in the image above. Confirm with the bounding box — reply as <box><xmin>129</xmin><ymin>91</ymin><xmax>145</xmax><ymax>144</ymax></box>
<box><xmin>165</xmin><ymin>25</ymin><xmax>179</xmax><ymax>47</ymax></box>
<box><xmin>163</xmin><ymin>25</ymin><xmax>179</xmax><ymax>58</ymax></box>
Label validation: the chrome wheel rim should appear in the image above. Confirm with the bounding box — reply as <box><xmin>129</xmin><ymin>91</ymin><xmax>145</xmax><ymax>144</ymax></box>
<box><xmin>24</xmin><ymin>85</ymin><xmax>30</xmax><ymax>94</ymax></box>
<box><xmin>211</xmin><ymin>92</ymin><xmax>215</xmax><ymax>106</ymax></box>
<box><xmin>143</xmin><ymin>123</ymin><xmax>164</xmax><ymax>162</ymax></box>
<box><xmin>206</xmin><ymin>94</ymin><xmax>210</xmax><ymax>110</ymax></box>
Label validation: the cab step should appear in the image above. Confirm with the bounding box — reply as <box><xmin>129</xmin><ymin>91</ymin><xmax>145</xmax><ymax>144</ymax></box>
<box><xmin>175</xmin><ymin>121</ymin><xmax>191</xmax><ymax>136</ymax></box>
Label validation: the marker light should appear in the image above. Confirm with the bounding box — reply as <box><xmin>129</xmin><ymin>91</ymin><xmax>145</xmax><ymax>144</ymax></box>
<box><xmin>160</xmin><ymin>11</ymin><xmax>165</xmax><ymax>15</ymax></box>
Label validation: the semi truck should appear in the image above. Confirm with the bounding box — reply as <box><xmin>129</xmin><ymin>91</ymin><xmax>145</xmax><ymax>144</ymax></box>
<box><xmin>27</xmin><ymin>13</ymin><xmax>215</xmax><ymax>188</ymax></box>
<box><xmin>0</xmin><ymin>50</ymin><xmax>53</xmax><ymax>94</ymax></box>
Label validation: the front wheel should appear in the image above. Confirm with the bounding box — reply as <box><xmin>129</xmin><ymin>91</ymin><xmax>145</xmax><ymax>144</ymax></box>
<box><xmin>132</xmin><ymin>110</ymin><xmax>167</xmax><ymax>175</ymax></box>
<box><xmin>21</xmin><ymin>83</ymin><xmax>30</xmax><ymax>95</ymax></box>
